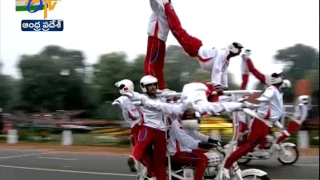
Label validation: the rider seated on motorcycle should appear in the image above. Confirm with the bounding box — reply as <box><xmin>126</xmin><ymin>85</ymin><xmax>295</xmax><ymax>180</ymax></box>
<box><xmin>167</xmin><ymin>108</ymin><xmax>221</xmax><ymax>180</ymax></box>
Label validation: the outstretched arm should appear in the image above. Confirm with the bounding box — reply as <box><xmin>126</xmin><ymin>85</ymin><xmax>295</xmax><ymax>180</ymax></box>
<box><xmin>144</xmin><ymin>100</ymin><xmax>185</xmax><ymax>116</ymax></box>
<box><xmin>241</xmin><ymin>55</ymin><xmax>250</xmax><ymax>90</ymax></box>
<box><xmin>246</xmin><ymin>58</ymin><xmax>267</xmax><ymax>85</ymax></box>
<box><xmin>211</xmin><ymin>53</ymin><xmax>224</xmax><ymax>88</ymax></box>
<box><xmin>221</xmin><ymin>71</ymin><xmax>228</xmax><ymax>89</ymax></box>
<box><xmin>194</xmin><ymin>102</ymin><xmax>243</xmax><ymax>115</ymax></box>
<box><xmin>298</xmin><ymin>104</ymin><xmax>308</xmax><ymax>123</ymax></box>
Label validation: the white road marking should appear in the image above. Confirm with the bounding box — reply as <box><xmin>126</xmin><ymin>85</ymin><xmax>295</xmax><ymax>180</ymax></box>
<box><xmin>0</xmin><ymin>165</ymin><xmax>317</xmax><ymax>179</ymax></box>
<box><xmin>1</xmin><ymin>148</ymin><xmax>317</xmax><ymax>158</ymax></box>
<box><xmin>295</xmin><ymin>164</ymin><xmax>319</xmax><ymax>167</ymax></box>
<box><xmin>0</xmin><ymin>148</ymin><xmax>55</xmax><ymax>152</ymax></box>
<box><xmin>38</xmin><ymin>157</ymin><xmax>78</xmax><ymax>161</ymax></box>
<box><xmin>0</xmin><ymin>165</ymin><xmax>136</xmax><ymax>177</ymax></box>
<box><xmin>0</xmin><ymin>148</ymin><xmax>129</xmax><ymax>156</ymax></box>
<box><xmin>0</xmin><ymin>152</ymin><xmax>57</xmax><ymax>160</ymax></box>
<box><xmin>300</xmin><ymin>156</ymin><xmax>319</xmax><ymax>159</ymax></box>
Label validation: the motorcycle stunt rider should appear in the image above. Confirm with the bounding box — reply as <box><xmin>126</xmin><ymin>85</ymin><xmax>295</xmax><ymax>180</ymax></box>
<box><xmin>125</xmin><ymin>87</ymin><xmax>259</xmax><ymax>179</ymax></box>
<box><xmin>238</xmin><ymin>78</ymin><xmax>291</xmax><ymax>149</ymax></box>
<box><xmin>127</xmin><ymin>75</ymin><xmax>169</xmax><ymax>180</ymax></box>
<box><xmin>112</xmin><ymin>79</ymin><xmax>143</xmax><ymax>173</ymax></box>
<box><xmin>223</xmin><ymin>70</ymin><xmax>286</xmax><ymax>178</ymax></box>
<box><xmin>144</xmin><ymin>0</ymin><xmax>174</xmax><ymax>92</ymax></box>
<box><xmin>168</xmin><ymin>109</ymin><xmax>220</xmax><ymax>180</ymax></box>
<box><xmin>275</xmin><ymin>95</ymin><xmax>309</xmax><ymax>147</ymax></box>
<box><xmin>157</xmin><ymin>0</ymin><xmax>243</xmax><ymax>95</ymax></box>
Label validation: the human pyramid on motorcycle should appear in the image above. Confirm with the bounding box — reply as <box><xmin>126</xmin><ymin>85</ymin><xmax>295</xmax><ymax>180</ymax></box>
<box><xmin>110</xmin><ymin>0</ymin><xmax>306</xmax><ymax>179</ymax></box>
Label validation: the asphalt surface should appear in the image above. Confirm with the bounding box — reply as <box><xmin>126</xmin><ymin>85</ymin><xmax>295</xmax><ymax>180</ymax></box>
<box><xmin>0</xmin><ymin>148</ymin><xmax>318</xmax><ymax>180</ymax></box>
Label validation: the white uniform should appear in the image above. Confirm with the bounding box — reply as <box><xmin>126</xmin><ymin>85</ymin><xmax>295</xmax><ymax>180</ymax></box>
<box><xmin>197</xmin><ymin>46</ymin><xmax>229</xmax><ymax>88</ymax></box>
<box><xmin>148</xmin><ymin>0</ymin><xmax>170</xmax><ymax>42</ymax></box>
<box><xmin>257</xmin><ymin>86</ymin><xmax>284</xmax><ymax>123</ymax></box>
<box><xmin>180</xmin><ymin>83</ymin><xmax>243</xmax><ymax>115</ymax></box>
<box><xmin>241</xmin><ymin>55</ymin><xmax>250</xmax><ymax>76</ymax></box>
<box><xmin>143</xmin><ymin>99</ymin><xmax>185</xmax><ymax>118</ymax></box>
<box><xmin>143</xmin><ymin>96</ymin><xmax>243</xmax><ymax>120</ymax></box>
<box><xmin>133</xmin><ymin>92</ymin><xmax>168</xmax><ymax>131</ymax></box>
<box><xmin>180</xmin><ymin>82</ymin><xmax>209</xmax><ymax>105</ymax></box>
<box><xmin>113</xmin><ymin>96</ymin><xmax>142</xmax><ymax>128</ymax></box>
<box><xmin>167</xmin><ymin>120</ymin><xmax>209</xmax><ymax>155</ymax></box>
<box><xmin>292</xmin><ymin>103</ymin><xmax>308</xmax><ymax>125</ymax></box>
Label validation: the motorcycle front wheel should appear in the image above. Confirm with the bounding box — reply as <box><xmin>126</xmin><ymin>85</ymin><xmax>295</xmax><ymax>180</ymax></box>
<box><xmin>277</xmin><ymin>145</ymin><xmax>299</xmax><ymax>165</ymax></box>
<box><xmin>242</xmin><ymin>175</ymin><xmax>271</xmax><ymax>180</ymax></box>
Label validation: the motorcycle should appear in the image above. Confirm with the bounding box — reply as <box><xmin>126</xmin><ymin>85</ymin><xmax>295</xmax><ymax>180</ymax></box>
<box><xmin>166</xmin><ymin>90</ymin><xmax>271</xmax><ymax>180</ymax></box>
<box><xmin>130</xmin><ymin>90</ymin><xmax>272</xmax><ymax>180</ymax></box>
<box><xmin>237</xmin><ymin>109</ymin><xmax>299</xmax><ymax>166</ymax></box>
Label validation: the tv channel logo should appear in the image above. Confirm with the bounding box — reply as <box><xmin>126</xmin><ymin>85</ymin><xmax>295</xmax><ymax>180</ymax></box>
<box><xmin>16</xmin><ymin>0</ymin><xmax>64</xmax><ymax>32</ymax></box>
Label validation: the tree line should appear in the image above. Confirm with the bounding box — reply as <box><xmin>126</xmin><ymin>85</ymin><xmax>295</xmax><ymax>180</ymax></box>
<box><xmin>0</xmin><ymin>44</ymin><xmax>318</xmax><ymax>118</ymax></box>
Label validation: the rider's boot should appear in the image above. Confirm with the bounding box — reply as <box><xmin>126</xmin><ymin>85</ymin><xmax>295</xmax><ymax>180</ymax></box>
<box><xmin>253</xmin><ymin>149</ymin><xmax>270</xmax><ymax>158</ymax></box>
<box><xmin>127</xmin><ymin>155</ymin><xmax>137</xmax><ymax>172</ymax></box>
<box><xmin>144</xmin><ymin>176</ymin><xmax>156</xmax><ymax>180</ymax></box>
<box><xmin>223</xmin><ymin>168</ymin><xmax>231</xmax><ymax>179</ymax></box>
<box><xmin>273</xmin><ymin>143</ymin><xmax>281</xmax><ymax>151</ymax></box>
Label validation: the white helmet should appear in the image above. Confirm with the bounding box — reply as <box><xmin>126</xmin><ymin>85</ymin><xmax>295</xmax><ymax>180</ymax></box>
<box><xmin>180</xmin><ymin>111</ymin><xmax>201</xmax><ymax>130</ymax></box>
<box><xmin>228</xmin><ymin>42</ymin><xmax>244</xmax><ymax>54</ymax></box>
<box><xmin>140</xmin><ymin>75</ymin><xmax>158</xmax><ymax>93</ymax></box>
<box><xmin>243</xmin><ymin>49</ymin><xmax>251</xmax><ymax>57</ymax></box>
<box><xmin>280</xmin><ymin>79</ymin><xmax>291</xmax><ymax>89</ymax></box>
<box><xmin>266</xmin><ymin>69</ymin><xmax>283</xmax><ymax>85</ymax></box>
<box><xmin>114</xmin><ymin>79</ymin><xmax>134</xmax><ymax>95</ymax></box>
<box><xmin>298</xmin><ymin>95</ymin><xmax>309</xmax><ymax>104</ymax></box>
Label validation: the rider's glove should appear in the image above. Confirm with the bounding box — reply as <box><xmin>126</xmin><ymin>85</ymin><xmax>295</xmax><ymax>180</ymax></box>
<box><xmin>214</xmin><ymin>85</ymin><xmax>224</xmax><ymax>95</ymax></box>
<box><xmin>111</xmin><ymin>100</ymin><xmax>121</xmax><ymax>108</ymax></box>
<box><xmin>241</xmin><ymin>101</ymin><xmax>260</xmax><ymax>109</ymax></box>
<box><xmin>123</xmin><ymin>92</ymin><xmax>145</xmax><ymax>102</ymax></box>
<box><xmin>238</xmin><ymin>96</ymin><xmax>249</xmax><ymax>102</ymax></box>
<box><xmin>198</xmin><ymin>142</ymin><xmax>215</xmax><ymax>149</ymax></box>
<box><xmin>208</xmin><ymin>138</ymin><xmax>221</xmax><ymax>146</ymax></box>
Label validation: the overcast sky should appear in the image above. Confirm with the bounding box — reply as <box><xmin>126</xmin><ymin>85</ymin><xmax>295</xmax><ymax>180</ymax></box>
<box><xmin>0</xmin><ymin>0</ymin><xmax>319</xmax><ymax>89</ymax></box>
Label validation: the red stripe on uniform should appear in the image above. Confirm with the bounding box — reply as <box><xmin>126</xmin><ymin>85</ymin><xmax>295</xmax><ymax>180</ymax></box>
<box><xmin>197</xmin><ymin>55</ymin><xmax>212</xmax><ymax>62</ymax></box>
<box><xmin>201</xmin><ymin>112</ymin><xmax>208</xmax><ymax>116</ymax></box>
<box><xmin>175</xmin><ymin>140</ymin><xmax>181</xmax><ymax>153</ymax></box>
<box><xmin>154</xmin><ymin>20</ymin><xmax>159</xmax><ymax>38</ymax></box>
<box><xmin>264</xmin><ymin>108</ymin><xmax>271</xmax><ymax>119</ymax></box>
<box><xmin>127</xmin><ymin>110</ymin><xmax>137</xmax><ymax>121</ymax></box>
<box><xmin>139</xmin><ymin>110</ymin><xmax>145</xmax><ymax>124</ymax></box>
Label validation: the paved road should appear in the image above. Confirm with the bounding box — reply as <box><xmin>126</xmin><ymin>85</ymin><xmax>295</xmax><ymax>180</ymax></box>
<box><xmin>0</xmin><ymin>148</ymin><xmax>318</xmax><ymax>180</ymax></box>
